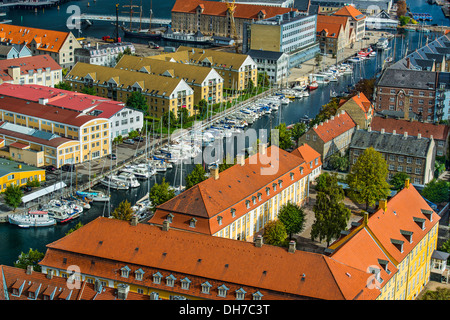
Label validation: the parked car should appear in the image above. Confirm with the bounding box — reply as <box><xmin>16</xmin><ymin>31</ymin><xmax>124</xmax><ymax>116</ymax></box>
<box><xmin>108</xmin><ymin>153</ymin><xmax>117</xmax><ymax>160</ymax></box>
<box><xmin>45</xmin><ymin>165</ymin><xmax>57</xmax><ymax>172</ymax></box>
<box><xmin>133</xmin><ymin>136</ymin><xmax>144</xmax><ymax>142</ymax></box>
<box><xmin>61</xmin><ymin>164</ymin><xmax>75</xmax><ymax>172</ymax></box>
<box><xmin>20</xmin><ymin>186</ymin><xmax>32</xmax><ymax>192</ymax></box>
<box><xmin>123</xmin><ymin>139</ymin><xmax>135</xmax><ymax>145</ymax></box>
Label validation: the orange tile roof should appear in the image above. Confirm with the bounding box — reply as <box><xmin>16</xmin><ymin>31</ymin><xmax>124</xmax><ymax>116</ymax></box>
<box><xmin>39</xmin><ymin>217</ymin><xmax>379</xmax><ymax>300</ymax></box>
<box><xmin>0</xmin><ymin>24</ymin><xmax>70</xmax><ymax>53</ymax></box>
<box><xmin>330</xmin><ymin>184</ymin><xmax>440</xmax><ymax>267</ymax></box>
<box><xmin>348</xmin><ymin>92</ymin><xmax>373</xmax><ymax>113</ymax></box>
<box><xmin>333</xmin><ymin>5</ymin><xmax>366</xmax><ymax>21</ymax></box>
<box><xmin>172</xmin><ymin>0</ymin><xmax>296</xmax><ymax>20</ymax></box>
<box><xmin>312</xmin><ymin>110</ymin><xmax>356</xmax><ymax>143</ymax></box>
<box><xmin>370</xmin><ymin>116</ymin><xmax>450</xmax><ymax>141</ymax></box>
<box><xmin>152</xmin><ymin>145</ymin><xmax>311</xmax><ymax>235</ymax></box>
<box><xmin>316</xmin><ymin>15</ymin><xmax>348</xmax><ymax>38</ymax></box>
<box><xmin>291</xmin><ymin>143</ymin><xmax>321</xmax><ymax>165</ymax></box>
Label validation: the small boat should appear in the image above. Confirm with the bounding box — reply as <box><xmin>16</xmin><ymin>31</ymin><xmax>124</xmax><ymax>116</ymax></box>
<box><xmin>8</xmin><ymin>211</ymin><xmax>56</xmax><ymax>228</ymax></box>
<box><xmin>46</xmin><ymin>207</ymin><xmax>73</xmax><ymax>224</ymax></box>
<box><xmin>120</xmin><ymin>165</ymin><xmax>155</xmax><ymax>179</ymax></box>
<box><xmin>347</xmin><ymin>56</ymin><xmax>365</xmax><ymax>63</ymax></box>
<box><xmin>307</xmin><ymin>81</ymin><xmax>319</xmax><ymax>90</ymax></box>
<box><xmin>132</xmin><ymin>199</ymin><xmax>153</xmax><ymax>220</ymax></box>
<box><xmin>76</xmin><ymin>190</ymin><xmax>110</xmax><ymax>202</ymax></box>
<box><xmin>116</xmin><ymin>172</ymin><xmax>140</xmax><ymax>188</ymax></box>
<box><xmin>100</xmin><ymin>175</ymin><xmax>129</xmax><ymax>190</ymax></box>
<box><xmin>376</xmin><ymin>37</ymin><xmax>389</xmax><ymax>50</ymax></box>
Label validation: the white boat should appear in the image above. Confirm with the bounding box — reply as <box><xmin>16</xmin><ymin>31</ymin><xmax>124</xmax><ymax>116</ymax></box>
<box><xmin>347</xmin><ymin>56</ymin><xmax>365</xmax><ymax>63</ymax></box>
<box><xmin>121</xmin><ymin>165</ymin><xmax>154</xmax><ymax>179</ymax></box>
<box><xmin>45</xmin><ymin>206</ymin><xmax>73</xmax><ymax>224</ymax></box>
<box><xmin>132</xmin><ymin>199</ymin><xmax>152</xmax><ymax>220</ymax></box>
<box><xmin>100</xmin><ymin>175</ymin><xmax>129</xmax><ymax>190</ymax></box>
<box><xmin>8</xmin><ymin>210</ymin><xmax>56</xmax><ymax>228</ymax></box>
<box><xmin>116</xmin><ymin>172</ymin><xmax>140</xmax><ymax>188</ymax></box>
<box><xmin>376</xmin><ymin>37</ymin><xmax>389</xmax><ymax>50</ymax></box>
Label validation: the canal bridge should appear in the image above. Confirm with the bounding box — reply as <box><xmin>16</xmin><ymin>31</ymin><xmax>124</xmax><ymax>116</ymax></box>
<box><xmin>80</xmin><ymin>13</ymin><xmax>171</xmax><ymax>26</ymax></box>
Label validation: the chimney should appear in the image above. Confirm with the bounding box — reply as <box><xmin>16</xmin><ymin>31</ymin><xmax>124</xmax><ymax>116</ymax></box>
<box><xmin>117</xmin><ymin>284</ymin><xmax>130</xmax><ymax>300</ymax></box>
<box><xmin>313</xmin><ymin>124</ymin><xmax>318</xmax><ymax>129</ymax></box>
<box><xmin>358</xmin><ymin>92</ymin><xmax>360</xmax><ymax>98</ymax></box>
<box><xmin>363</xmin><ymin>211</ymin><xmax>369</xmax><ymax>225</ymax></box>
<box><xmin>259</xmin><ymin>143</ymin><xmax>267</xmax><ymax>155</ymax></box>
<box><xmin>331</xmin><ymin>115</ymin><xmax>335</xmax><ymax>120</ymax></box>
<box><xmin>210</xmin><ymin>166</ymin><xmax>219</xmax><ymax>180</ymax></box>
<box><xmin>367</xmin><ymin>126</ymin><xmax>371</xmax><ymax>132</ymax></box>
<box><xmin>405</xmin><ymin>178</ymin><xmax>410</xmax><ymax>189</ymax></box>
<box><xmin>406</xmin><ymin>57</ymin><xmax>410</xmax><ymax>69</ymax></box>
<box><xmin>378</xmin><ymin>199</ymin><xmax>387</xmax><ymax>212</ymax></box>
<box><xmin>26</xmin><ymin>265</ymin><xmax>33</xmax><ymax>275</ymax></box>
<box><xmin>94</xmin><ymin>280</ymin><xmax>102</xmax><ymax>293</ymax></box>
<box><xmin>130</xmin><ymin>215</ymin><xmax>138</xmax><ymax>226</ymax></box>
<box><xmin>341</xmin><ymin>110</ymin><xmax>345</xmax><ymax>115</ymax></box>
<box><xmin>417</xmin><ymin>133</ymin><xmax>421</xmax><ymax>139</ymax></box>
<box><xmin>403</xmin><ymin>131</ymin><xmax>408</xmax><ymax>138</ymax></box>
<box><xmin>392</xmin><ymin>130</ymin><xmax>396</xmax><ymax>135</ymax></box>
<box><xmin>288</xmin><ymin>240</ymin><xmax>296</xmax><ymax>253</ymax></box>
<box><xmin>255</xmin><ymin>235</ymin><xmax>263</xmax><ymax>247</ymax></box>
<box><xmin>237</xmin><ymin>153</ymin><xmax>245</xmax><ymax>166</ymax></box>
<box><xmin>162</xmin><ymin>219</ymin><xmax>170</xmax><ymax>231</ymax></box>
<box><xmin>356</xmin><ymin>124</ymin><xmax>360</xmax><ymax>130</ymax></box>
<box><xmin>381</xmin><ymin>128</ymin><xmax>385</xmax><ymax>134</ymax></box>
<box><xmin>430</xmin><ymin>135</ymin><xmax>433</xmax><ymax>140</ymax></box>
<box><xmin>46</xmin><ymin>269</ymin><xmax>53</xmax><ymax>280</ymax></box>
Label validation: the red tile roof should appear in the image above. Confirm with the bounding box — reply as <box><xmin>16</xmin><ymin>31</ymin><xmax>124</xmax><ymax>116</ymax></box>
<box><xmin>0</xmin><ymin>83</ymin><xmax>126</xmax><ymax>119</ymax></box>
<box><xmin>348</xmin><ymin>92</ymin><xmax>373</xmax><ymax>113</ymax></box>
<box><xmin>0</xmin><ymin>25</ymin><xmax>70</xmax><ymax>53</ymax></box>
<box><xmin>312</xmin><ymin>110</ymin><xmax>356</xmax><ymax>143</ymax></box>
<box><xmin>370</xmin><ymin>116</ymin><xmax>450</xmax><ymax>141</ymax></box>
<box><xmin>316</xmin><ymin>15</ymin><xmax>348</xmax><ymax>38</ymax></box>
<box><xmin>152</xmin><ymin>145</ymin><xmax>311</xmax><ymax>235</ymax></box>
<box><xmin>39</xmin><ymin>217</ymin><xmax>379</xmax><ymax>300</ymax></box>
<box><xmin>333</xmin><ymin>5</ymin><xmax>366</xmax><ymax>21</ymax></box>
<box><xmin>0</xmin><ymin>55</ymin><xmax>61</xmax><ymax>82</ymax></box>
<box><xmin>8</xmin><ymin>142</ymin><xmax>29</xmax><ymax>149</ymax></box>
<box><xmin>291</xmin><ymin>143</ymin><xmax>322</xmax><ymax>172</ymax></box>
<box><xmin>172</xmin><ymin>0</ymin><xmax>296</xmax><ymax>20</ymax></box>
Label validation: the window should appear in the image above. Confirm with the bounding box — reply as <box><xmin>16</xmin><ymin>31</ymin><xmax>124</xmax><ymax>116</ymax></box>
<box><xmin>235</xmin><ymin>288</ymin><xmax>246</xmax><ymax>300</ymax></box>
<box><xmin>153</xmin><ymin>272</ymin><xmax>162</xmax><ymax>284</ymax></box>
<box><xmin>217</xmin><ymin>284</ymin><xmax>229</xmax><ymax>297</ymax></box>
<box><xmin>180</xmin><ymin>277</ymin><xmax>191</xmax><ymax>290</ymax></box>
<box><xmin>253</xmin><ymin>291</ymin><xmax>263</xmax><ymax>300</ymax></box>
<box><xmin>201</xmin><ymin>281</ymin><xmax>212</xmax><ymax>294</ymax></box>
<box><xmin>166</xmin><ymin>274</ymin><xmax>176</xmax><ymax>287</ymax></box>
<box><xmin>135</xmin><ymin>269</ymin><xmax>144</xmax><ymax>281</ymax></box>
<box><xmin>120</xmin><ymin>266</ymin><xmax>130</xmax><ymax>278</ymax></box>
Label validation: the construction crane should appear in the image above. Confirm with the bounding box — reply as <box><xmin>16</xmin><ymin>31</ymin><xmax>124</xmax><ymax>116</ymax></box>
<box><xmin>226</xmin><ymin>0</ymin><xmax>240</xmax><ymax>53</ymax></box>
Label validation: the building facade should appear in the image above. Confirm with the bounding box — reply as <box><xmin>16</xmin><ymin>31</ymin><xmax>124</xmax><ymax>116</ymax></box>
<box><xmin>0</xmin><ymin>44</ymin><xmax>32</xmax><ymax>60</ymax></box>
<box><xmin>0</xmin><ymin>158</ymin><xmax>45</xmax><ymax>193</ymax></box>
<box><xmin>246</xmin><ymin>50</ymin><xmax>289</xmax><ymax>84</ymax></box>
<box><xmin>349</xmin><ymin>129</ymin><xmax>436</xmax><ymax>187</ymax></box>
<box><xmin>333</xmin><ymin>5</ymin><xmax>366</xmax><ymax>43</ymax></box>
<box><xmin>337</xmin><ymin>92</ymin><xmax>374</xmax><ymax>129</ymax></box>
<box><xmin>0</xmin><ymin>24</ymin><xmax>81</xmax><ymax>70</ymax></box>
<box><xmin>74</xmin><ymin>42</ymin><xmax>136</xmax><ymax>68</ymax></box>
<box><xmin>0</xmin><ymin>55</ymin><xmax>62</xmax><ymax>87</ymax></box>
<box><xmin>316</xmin><ymin>15</ymin><xmax>349</xmax><ymax>57</ymax></box>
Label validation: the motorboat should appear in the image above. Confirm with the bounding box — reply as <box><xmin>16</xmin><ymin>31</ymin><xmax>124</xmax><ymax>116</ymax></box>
<box><xmin>376</xmin><ymin>37</ymin><xmax>389</xmax><ymax>50</ymax></box>
<box><xmin>121</xmin><ymin>165</ymin><xmax>155</xmax><ymax>179</ymax></box>
<box><xmin>100</xmin><ymin>175</ymin><xmax>129</xmax><ymax>190</ymax></box>
<box><xmin>76</xmin><ymin>190</ymin><xmax>110</xmax><ymax>202</ymax></box>
<box><xmin>45</xmin><ymin>206</ymin><xmax>73</xmax><ymax>224</ymax></box>
<box><xmin>132</xmin><ymin>199</ymin><xmax>153</xmax><ymax>220</ymax></box>
<box><xmin>8</xmin><ymin>210</ymin><xmax>56</xmax><ymax>228</ymax></box>
<box><xmin>347</xmin><ymin>56</ymin><xmax>365</xmax><ymax>63</ymax></box>
<box><xmin>116</xmin><ymin>172</ymin><xmax>140</xmax><ymax>188</ymax></box>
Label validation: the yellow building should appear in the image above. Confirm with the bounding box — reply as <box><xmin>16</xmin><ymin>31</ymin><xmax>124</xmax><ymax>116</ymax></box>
<box><xmin>65</xmin><ymin>63</ymin><xmax>195</xmax><ymax>119</ymax></box>
<box><xmin>0</xmin><ymin>158</ymin><xmax>45</xmax><ymax>193</ymax></box>
<box><xmin>115</xmin><ymin>54</ymin><xmax>224</xmax><ymax>106</ymax></box>
<box><xmin>328</xmin><ymin>179</ymin><xmax>440</xmax><ymax>300</ymax></box>
<box><xmin>0</xmin><ymin>96</ymin><xmax>110</xmax><ymax>167</ymax></box>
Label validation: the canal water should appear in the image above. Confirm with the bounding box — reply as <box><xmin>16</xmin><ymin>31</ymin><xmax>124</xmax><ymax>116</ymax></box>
<box><xmin>0</xmin><ymin>1</ymin><xmax>449</xmax><ymax>267</ymax></box>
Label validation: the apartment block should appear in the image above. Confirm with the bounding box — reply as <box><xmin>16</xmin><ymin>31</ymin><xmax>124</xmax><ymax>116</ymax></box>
<box><xmin>316</xmin><ymin>15</ymin><xmax>349</xmax><ymax>57</ymax></box>
<box><xmin>337</xmin><ymin>92</ymin><xmax>374</xmax><ymax>129</ymax></box>
<box><xmin>74</xmin><ymin>42</ymin><xmax>136</xmax><ymax>68</ymax></box>
<box><xmin>0</xmin><ymin>158</ymin><xmax>45</xmax><ymax>193</ymax></box>
<box><xmin>0</xmin><ymin>55</ymin><xmax>62</xmax><ymax>87</ymax></box>
<box><xmin>0</xmin><ymin>24</ymin><xmax>82</xmax><ymax>70</ymax></box>
<box><xmin>65</xmin><ymin>62</ymin><xmax>195</xmax><ymax>119</ymax></box>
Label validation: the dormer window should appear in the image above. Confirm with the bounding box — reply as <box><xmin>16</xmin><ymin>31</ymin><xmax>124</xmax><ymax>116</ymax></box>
<box><xmin>368</xmin><ymin>265</ymin><xmax>383</xmax><ymax>285</ymax></box>
<box><xmin>166</xmin><ymin>274</ymin><xmax>176</xmax><ymax>287</ymax></box>
<box><xmin>217</xmin><ymin>216</ymin><xmax>223</xmax><ymax>226</ymax></box>
<box><xmin>189</xmin><ymin>217</ymin><xmax>197</xmax><ymax>228</ymax></box>
<box><xmin>391</xmin><ymin>239</ymin><xmax>404</xmax><ymax>253</ymax></box>
<box><xmin>167</xmin><ymin>213</ymin><xmax>174</xmax><ymax>223</ymax></box>
<box><xmin>235</xmin><ymin>288</ymin><xmax>246</xmax><ymax>300</ymax></box>
<box><xmin>400</xmin><ymin>230</ymin><xmax>413</xmax><ymax>243</ymax></box>
<box><xmin>278</xmin><ymin>180</ymin><xmax>283</xmax><ymax>188</ymax></box>
<box><xmin>300</xmin><ymin>167</ymin><xmax>304</xmax><ymax>175</ymax></box>
<box><xmin>257</xmin><ymin>192</ymin><xmax>262</xmax><ymax>201</ymax></box>
<box><xmin>218</xmin><ymin>284</ymin><xmax>229</xmax><ymax>297</ymax></box>
<box><xmin>413</xmin><ymin>217</ymin><xmax>426</xmax><ymax>230</ymax></box>
<box><xmin>253</xmin><ymin>291</ymin><xmax>263</xmax><ymax>300</ymax></box>
<box><xmin>246</xmin><ymin>200</ymin><xmax>250</xmax><ymax>209</ymax></box>
<box><xmin>421</xmin><ymin>209</ymin><xmax>433</xmax><ymax>222</ymax></box>
<box><xmin>201</xmin><ymin>281</ymin><xmax>212</xmax><ymax>294</ymax></box>
<box><xmin>180</xmin><ymin>277</ymin><xmax>191</xmax><ymax>290</ymax></box>
<box><xmin>252</xmin><ymin>196</ymin><xmax>256</xmax><ymax>205</ymax></box>
<box><xmin>231</xmin><ymin>208</ymin><xmax>236</xmax><ymax>217</ymax></box>
<box><xmin>290</xmin><ymin>172</ymin><xmax>294</xmax><ymax>180</ymax></box>
<box><xmin>135</xmin><ymin>268</ymin><xmax>145</xmax><ymax>281</ymax></box>
<box><xmin>272</xmin><ymin>183</ymin><xmax>277</xmax><ymax>191</ymax></box>
<box><xmin>378</xmin><ymin>259</ymin><xmax>391</xmax><ymax>274</ymax></box>
<box><xmin>153</xmin><ymin>272</ymin><xmax>162</xmax><ymax>284</ymax></box>
<box><xmin>266</xmin><ymin>187</ymin><xmax>270</xmax><ymax>196</ymax></box>
<box><xmin>120</xmin><ymin>266</ymin><xmax>131</xmax><ymax>278</ymax></box>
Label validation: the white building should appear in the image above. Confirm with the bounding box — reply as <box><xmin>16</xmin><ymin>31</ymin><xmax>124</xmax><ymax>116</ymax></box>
<box><xmin>74</xmin><ymin>42</ymin><xmax>136</xmax><ymax>68</ymax></box>
<box><xmin>247</xmin><ymin>50</ymin><xmax>289</xmax><ymax>84</ymax></box>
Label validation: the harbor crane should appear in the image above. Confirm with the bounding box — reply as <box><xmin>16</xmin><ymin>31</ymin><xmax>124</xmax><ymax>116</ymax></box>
<box><xmin>226</xmin><ymin>0</ymin><xmax>240</xmax><ymax>53</ymax></box>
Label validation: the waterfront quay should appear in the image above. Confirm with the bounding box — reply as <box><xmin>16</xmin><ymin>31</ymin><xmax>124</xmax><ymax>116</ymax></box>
<box><xmin>0</xmin><ymin>0</ymin><xmax>68</xmax><ymax>10</ymax></box>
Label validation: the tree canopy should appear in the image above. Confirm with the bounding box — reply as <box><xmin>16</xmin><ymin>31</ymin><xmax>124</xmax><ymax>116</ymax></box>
<box><xmin>111</xmin><ymin>199</ymin><xmax>134</xmax><ymax>221</ymax></box>
<box><xmin>277</xmin><ymin>202</ymin><xmax>306</xmax><ymax>239</ymax></box>
<box><xmin>4</xmin><ymin>184</ymin><xmax>23</xmax><ymax>211</ymax></box>
<box><xmin>263</xmin><ymin>220</ymin><xmax>288</xmax><ymax>247</ymax></box>
<box><xmin>421</xmin><ymin>179</ymin><xmax>450</xmax><ymax>204</ymax></box>
<box><xmin>54</xmin><ymin>81</ymin><xmax>72</xmax><ymax>91</ymax></box>
<box><xmin>270</xmin><ymin>123</ymin><xmax>293</xmax><ymax>150</ymax></box>
<box><xmin>311</xmin><ymin>172</ymin><xmax>351</xmax><ymax>246</ymax></box>
<box><xmin>126</xmin><ymin>91</ymin><xmax>148</xmax><ymax>114</ymax></box>
<box><xmin>185</xmin><ymin>164</ymin><xmax>208</xmax><ymax>190</ymax></box>
<box><xmin>14</xmin><ymin>248</ymin><xmax>45</xmax><ymax>272</ymax></box>
<box><xmin>346</xmin><ymin>147</ymin><xmax>391</xmax><ymax>210</ymax></box>
<box><xmin>149</xmin><ymin>178</ymin><xmax>176</xmax><ymax>209</ymax></box>
<box><xmin>389</xmin><ymin>172</ymin><xmax>410</xmax><ymax>191</ymax></box>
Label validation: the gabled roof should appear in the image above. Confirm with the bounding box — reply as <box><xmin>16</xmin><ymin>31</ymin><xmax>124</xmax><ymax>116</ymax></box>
<box><xmin>39</xmin><ymin>217</ymin><xmax>379</xmax><ymax>300</ymax></box>
<box><xmin>0</xmin><ymin>24</ymin><xmax>70</xmax><ymax>53</ymax></box>
<box><xmin>347</xmin><ymin>92</ymin><xmax>373</xmax><ymax>113</ymax></box>
<box><xmin>0</xmin><ymin>54</ymin><xmax>61</xmax><ymax>82</ymax></box>
<box><xmin>291</xmin><ymin>143</ymin><xmax>322</xmax><ymax>166</ymax></box>
<box><xmin>333</xmin><ymin>5</ymin><xmax>366</xmax><ymax>21</ymax></box>
<box><xmin>311</xmin><ymin>111</ymin><xmax>356</xmax><ymax>143</ymax></box>
<box><xmin>370</xmin><ymin>116</ymin><xmax>450</xmax><ymax>141</ymax></box>
<box><xmin>316</xmin><ymin>15</ymin><xmax>348</xmax><ymax>39</ymax></box>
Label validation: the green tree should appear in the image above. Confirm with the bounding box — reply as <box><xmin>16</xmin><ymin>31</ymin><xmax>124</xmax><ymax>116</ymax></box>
<box><xmin>440</xmin><ymin>238</ymin><xmax>450</xmax><ymax>255</ymax></box>
<box><xmin>257</xmin><ymin>72</ymin><xmax>270</xmax><ymax>88</ymax></box>
<box><xmin>389</xmin><ymin>172</ymin><xmax>410</xmax><ymax>191</ymax></box>
<box><xmin>185</xmin><ymin>164</ymin><xmax>208</xmax><ymax>189</ymax></box>
<box><xmin>126</xmin><ymin>91</ymin><xmax>148</xmax><ymax>114</ymax></box>
<box><xmin>328</xmin><ymin>152</ymin><xmax>349</xmax><ymax>172</ymax></box>
<box><xmin>350</xmin><ymin>79</ymin><xmax>376</xmax><ymax>101</ymax></box>
<box><xmin>162</xmin><ymin>110</ymin><xmax>176</xmax><ymax>128</ymax></box>
<box><xmin>115</xmin><ymin>46</ymin><xmax>133</xmax><ymax>64</ymax></box>
<box><xmin>149</xmin><ymin>178</ymin><xmax>176</xmax><ymax>209</ymax></box>
<box><xmin>311</xmin><ymin>172</ymin><xmax>351</xmax><ymax>246</ymax></box>
<box><xmin>65</xmin><ymin>222</ymin><xmax>84</xmax><ymax>236</ymax></box>
<box><xmin>346</xmin><ymin>147</ymin><xmax>391</xmax><ymax>210</ymax></box>
<box><xmin>14</xmin><ymin>248</ymin><xmax>45</xmax><ymax>272</ymax></box>
<box><xmin>269</xmin><ymin>123</ymin><xmax>293</xmax><ymax>150</ymax></box>
<box><xmin>277</xmin><ymin>202</ymin><xmax>306</xmax><ymax>240</ymax></box>
<box><xmin>421</xmin><ymin>287</ymin><xmax>450</xmax><ymax>300</ymax></box>
<box><xmin>81</xmin><ymin>86</ymin><xmax>97</xmax><ymax>95</ymax></box>
<box><xmin>54</xmin><ymin>81</ymin><xmax>72</xmax><ymax>91</ymax></box>
<box><xmin>4</xmin><ymin>184</ymin><xmax>23</xmax><ymax>211</ymax></box>
<box><xmin>246</xmin><ymin>79</ymin><xmax>255</xmax><ymax>93</ymax></box>
<box><xmin>290</xmin><ymin>122</ymin><xmax>307</xmax><ymax>145</ymax></box>
<box><xmin>111</xmin><ymin>200</ymin><xmax>134</xmax><ymax>221</ymax></box>
<box><xmin>422</xmin><ymin>179</ymin><xmax>450</xmax><ymax>204</ymax></box>
<box><xmin>263</xmin><ymin>220</ymin><xmax>288</xmax><ymax>246</ymax></box>
<box><xmin>310</xmin><ymin>98</ymin><xmax>340</xmax><ymax>127</ymax></box>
